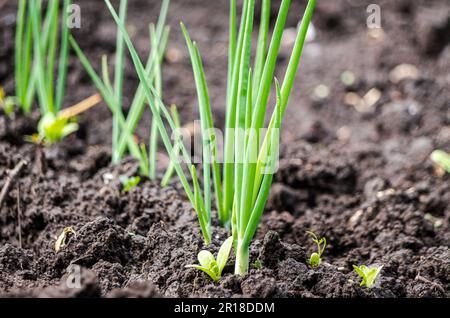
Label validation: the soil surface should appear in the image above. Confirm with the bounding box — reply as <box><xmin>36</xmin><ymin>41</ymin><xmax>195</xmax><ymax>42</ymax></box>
<box><xmin>0</xmin><ymin>0</ymin><xmax>449</xmax><ymax>298</ymax></box>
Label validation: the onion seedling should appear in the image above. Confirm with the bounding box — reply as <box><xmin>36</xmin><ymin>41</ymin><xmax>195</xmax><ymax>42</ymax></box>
<box><xmin>105</xmin><ymin>0</ymin><xmax>212</xmax><ymax>244</ymax></box>
<box><xmin>186</xmin><ymin>237</ymin><xmax>233</xmax><ymax>282</ymax></box>
<box><xmin>105</xmin><ymin>0</ymin><xmax>316</xmax><ymax>275</ymax></box>
<box><xmin>15</xmin><ymin>0</ymin><xmax>92</xmax><ymax>146</ymax></box>
<box><xmin>306</xmin><ymin>231</ymin><xmax>326</xmax><ymax>268</ymax></box>
<box><xmin>353</xmin><ymin>265</ymin><xmax>383</xmax><ymax>289</ymax></box>
<box><xmin>70</xmin><ymin>0</ymin><xmax>172</xmax><ymax>178</ymax></box>
<box><xmin>161</xmin><ymin>104</ymin><xmax>182</xmax><ymax>187</ymax></box>
<box><xmin>15</xmin><ymin>0</ymin><xmax>71</xmax><ymax>115</ymax></box>
<box><xmin>431</xmin><ymin>150</ymin><xmax>450</xmax><ymax>174</ymax></box>
<box><xmin>182</xmin><ymin>0</ymin><xmax>317</xmax><ymax>275</ymax></box>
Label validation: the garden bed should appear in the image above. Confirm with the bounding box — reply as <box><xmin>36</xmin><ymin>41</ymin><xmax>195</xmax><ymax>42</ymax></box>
<box><xmin>0</xmin><ymin>0</ymin><xmax>449</xmax><ymax>298</ymax></box>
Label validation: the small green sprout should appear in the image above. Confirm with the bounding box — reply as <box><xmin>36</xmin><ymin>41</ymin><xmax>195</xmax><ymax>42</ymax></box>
<box><xmin>55</xmin><ymin>227</ymin><xmax>76</xmax><ymax>252</ymax></box>
<box><xmin>431</xmin><ymin>150</ymin><xmax>450</xmax><ymax>174</ymax></box>
<box><xmin>15</xmin><ymin>0</ymin><xmax>71</xmax><ymax>115</ymax></box>
<box><xmin>0</xmin><ymin>87</ymin><xmax>15</xmax><ymax>116</ymax></box>
<box><xmin>306</xmin><ymin>231</ymin><xmax>327</xmax><ymax>268</ymax></box>
<box><xmin>353</xmin><ymin>265</ymin><xmax>383</xmax><ymax>289</ymax></box>
<box><xmin>2</xmin><ymin>98</ymin><xmax>15</xmax><ymax>116</ymax></box>
<box><xmin>251</xmin><ymin>260</ymin><xmax>263</xmax><ymax>270</ymax></box>
<box><xmin>37</xmin><ymin>113</ymin><xmax>79</xmax><ymax>145</ymax></box>
<box><xmin>120</xmin><ymin>175</ymin><xmax>141</xmax><ymax>193</ymax></box>
<box><xmin>424</xmin><ymin>213</ymin><xmax>443</xmax><ymax>229</ymax></box>
<box><xmin>186</xmin><ymin>237</ymin><xmax>233</xmax><ymax>282</ymax></box>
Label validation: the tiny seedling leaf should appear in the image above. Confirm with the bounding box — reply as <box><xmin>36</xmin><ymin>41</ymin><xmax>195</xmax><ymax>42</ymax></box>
<box><xmin>0</xmin><ymin>87</ymin><xmax>15</xmax><ymax>116</ymax></box>
<box><xmin>55</xmin><ymin>227</ymin><xmax>76</xmax><ymax>252</ymax></box>
<box><xmin>38</xmin><ymin>112</ymin><xmax>79</xmax><ymax>145</ymax></box>
<box><xmin>353</xmin><ymin>264</ymin><xmax>383</xmax><ymax>289</ymax></box>
<box><xmin>216</xmin><ymin>236</ymin><xmax>234</xmax><ymax>274</ymax></box>
<box><xmin>309</xmin><ymin>252</ymin><xmax>321</xmax><ymax>268</ymax></box>
<box><xmin>306</xmin><ymin>231</ymin><xmax>327</xmax><ymax>268</ymax></box>
<box><xmin>252</xmin><ymin>259</ymin><xmax>262</xmax><ymax>270</ymax></box>
<box><xmin>198</xmin><ymin>250</ymin><xmax>217</xmax><ymax>271</ymax></box>
<box><xmin>186</xmin><ymin>237</ymin><xmax>233</xmax><ymax>282</ymax></box>
<box><xmin>119</xmin><ymin>175</ymin><xmax>141</xmax><ymax>193</ymax></box>
<box><xmin>2</xmin><ymin>98</ymin><xmax>16</xmax><ymax>116</ymax></box>
<box><xmin>431</xmin><ymin>150</ymin><xmax>450</xmax><ymax>174</ymax></box>
<box><xmin>185</xmin><ymin>265</ymin><xmax>219</xmax><ymax>282</ymax></box>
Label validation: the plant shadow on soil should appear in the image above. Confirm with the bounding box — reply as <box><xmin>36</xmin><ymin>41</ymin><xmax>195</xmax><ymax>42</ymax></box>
<box><xmin>0</xmin><ymin>0</ymin><xmax>449</xmax><ymax>298</ymax></box>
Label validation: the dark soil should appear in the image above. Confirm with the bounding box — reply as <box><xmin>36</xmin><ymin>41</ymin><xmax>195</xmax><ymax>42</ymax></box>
<box><xmin>0</xmin><ymin>0</ymin><xmax>449</xmax><ymax>298</ymax></box>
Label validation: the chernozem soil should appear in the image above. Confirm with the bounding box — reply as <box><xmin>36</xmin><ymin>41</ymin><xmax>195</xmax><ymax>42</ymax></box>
<box><xmin>0</xmin><ymin>0</ymin><xmax>449</xmax><ymax>298</ymax></box>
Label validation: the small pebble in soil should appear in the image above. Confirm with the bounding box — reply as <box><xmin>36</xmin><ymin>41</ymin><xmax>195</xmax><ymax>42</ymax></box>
<box><xmin>341</xmin><ymin>70</ymin><xmax>356</xmax><ymax>87</ymax></box>
<box><xmin>389</xmin><ymin>64</ymin><xmax>421</xmax><ymax>84</ymax></box>
<box><xmin>313</xmin><ymin>84</ymin><xmax>330</xmax><ymax>100</ymax></box>
<box><xmin>166</xmin><ymin>47</ymin><xmax>183</xmax><ymax>64</ymax></box>
<box><xmin>336</xmin><ymin>126</ymin><xmax>352</xmax><ymax>143</ymax></box>
<box><xmin>345</xmin><ymin>88</ymin><xmax>381</xmax><ymax>114</ymax></box>
<box><xmin>367</xmin><ymin>28</ymin><xmax>385</xmax><ymax>44</ymax></box>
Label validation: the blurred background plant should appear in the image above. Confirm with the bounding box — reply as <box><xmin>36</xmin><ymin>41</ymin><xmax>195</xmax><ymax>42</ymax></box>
<box><xmin>71</xmin><ymin>0</ymin><xmax>177</xmax><ymax>179</ymax></box>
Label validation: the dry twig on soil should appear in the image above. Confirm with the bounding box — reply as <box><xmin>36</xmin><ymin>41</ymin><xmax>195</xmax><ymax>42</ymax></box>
<box><xmin>0</xmin><ymin>159</ymin><xmax>28</xmax><ymax>211</ymax></box>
